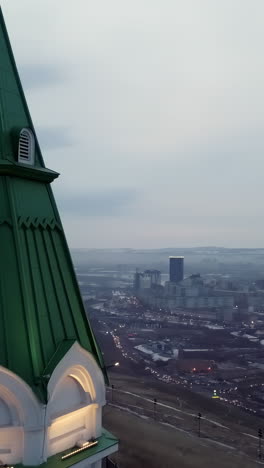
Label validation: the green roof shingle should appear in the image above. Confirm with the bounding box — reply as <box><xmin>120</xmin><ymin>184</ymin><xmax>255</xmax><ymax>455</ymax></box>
<box><xmin>0</xmin><ymin>7</ymin><xmax>106</xmax><ymax>401</ymax></box>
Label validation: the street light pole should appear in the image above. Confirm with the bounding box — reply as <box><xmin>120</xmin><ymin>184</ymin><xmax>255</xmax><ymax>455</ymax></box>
<box><xmin>153</xmin><ymin>398</ymin><xmax>157</xmax><ymax>420</ymax></box>
<box><xmin>197</xmin><ymin>412</ymin><xmax>202</xmax><ymax>437</ymax></box>
<box><xmin>258</xmin><ymin>428</ymin><xmax>262</xmax><ymax>459</ymax></box>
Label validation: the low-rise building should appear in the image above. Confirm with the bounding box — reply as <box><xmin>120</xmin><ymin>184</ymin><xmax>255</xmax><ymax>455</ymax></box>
<box><xmin>175</xmin><ymin>359</ymin><xmax>217</xmax><ymax>373</ymax></box>
<box><xmin>134</xmin><ymin>270</ymin><xmax>161</xmax><ymax>290</ymax></box>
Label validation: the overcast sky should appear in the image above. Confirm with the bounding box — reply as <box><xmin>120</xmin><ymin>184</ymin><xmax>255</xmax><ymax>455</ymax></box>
<box><xmin>2</xmin><ymin>1</ymin><xmax>264</xmax><ymax>248</ymax></box>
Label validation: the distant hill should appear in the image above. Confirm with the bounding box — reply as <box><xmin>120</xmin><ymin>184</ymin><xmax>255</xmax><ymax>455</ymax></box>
<box><xmin>71</xmin><ymin>247</ymin><xmax>264</xmax><ymax>277</ymax></box>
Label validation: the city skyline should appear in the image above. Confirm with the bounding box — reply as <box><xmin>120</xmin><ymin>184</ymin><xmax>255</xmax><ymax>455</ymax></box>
<box><xmin>2</xmin><ymin>1</ymin><xmax>264</xmax><ymax>248</ymax></box>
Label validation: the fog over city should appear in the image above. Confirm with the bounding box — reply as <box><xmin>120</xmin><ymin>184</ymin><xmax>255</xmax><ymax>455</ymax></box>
<box><xmin>2</xmin><ymin>0</ymin><xmax>264</xmax><ymax>248</ymax></box>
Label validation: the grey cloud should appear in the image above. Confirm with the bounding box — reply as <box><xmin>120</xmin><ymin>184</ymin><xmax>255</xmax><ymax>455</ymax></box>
<box><xmin>3</xmin><ymin>0</ymin><xmax>264</xmax><ymax>247</ymax></box>
<box><xmin>57</xmin><ymin>188</ymin><xmax>139</xmax><ymax>217</ymax></box>
<box><xmin>19</xmin><ymin>63</ymin><xmax>66</xmax><ymax>89</ymax></box>
<box><xmin>37</xmin><ymin>127</ymin><xmax>73</xmax><ymax>151</ymax></box>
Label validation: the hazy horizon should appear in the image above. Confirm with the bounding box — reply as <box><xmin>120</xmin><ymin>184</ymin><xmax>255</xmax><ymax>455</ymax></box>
<box><xmin>70</xmin><ymin>245</ymin><xmax>264</xmax><ymax>251</ymax></box>
<box><xmin>2</xmin><ymin>1</ymin><xmax>264</xmax><ymax>248</ymax></box>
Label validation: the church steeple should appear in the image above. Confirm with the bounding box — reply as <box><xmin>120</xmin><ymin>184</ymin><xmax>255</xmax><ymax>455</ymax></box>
<box><xmin>0</xmin><ymin>7</ymin><xmax>118</xmax><ymax>467</ymax></box>
<box><xmin>0</xmin><ymin>6</ymin><xmax>106</xmax><ymax>401</ymax></box>
<box><xmin>0</xmin><ymin>6</ymin><xmax>43</xmax><ymax>166</ymax></box>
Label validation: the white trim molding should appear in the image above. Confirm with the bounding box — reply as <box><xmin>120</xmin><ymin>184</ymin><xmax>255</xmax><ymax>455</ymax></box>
<box><xmin>0</xmin><ymin>342</ymin><xmax>107</xmax><ymax>466</ymax></box>
<box><xmin>46</xmin><ymin>342</ymin><xmax>106</xmax><ymax>459</ymax></box>
<box><xmin>0</xmin><ymin>366</ymin><xmax>44</xmax><ymax>465</ymax></box>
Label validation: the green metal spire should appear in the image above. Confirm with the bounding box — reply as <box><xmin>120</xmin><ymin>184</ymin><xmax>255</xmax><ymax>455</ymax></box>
<box><xmin>0</xmin><ymin>7</ymin><xmax>106</xmax><ymax>401</ymax></box>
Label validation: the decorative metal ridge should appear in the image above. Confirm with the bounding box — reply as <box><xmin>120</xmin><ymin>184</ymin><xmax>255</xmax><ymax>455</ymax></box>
<box><xmin>0</xmin><ymin>160</ymin><xmax>59</xmax><ymax>182</ymax></box>
<box><xmin>18</xmin><ymin>216</ymin><xmax>62</xmax><ymax>230</ymax></box>
<box><xmin>0</xmin><ymin>217</ymin><xmax>12</xmax><ymax>226</ymax></box>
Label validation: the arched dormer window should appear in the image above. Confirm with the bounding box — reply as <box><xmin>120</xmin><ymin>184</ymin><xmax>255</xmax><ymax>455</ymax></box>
<box><xmin>0</xmin><ymin>370</ymin><xmax>43</xmax><ymax>465</ymax></box>
<box><xmin>48</xmin><ymin>375</ymin><xmax>91</xmax><ymax>419</ymax></box>
<box><xmin>18</xmin><ymin>128</ymin><xmax>35</xmax><ymax>165</ymax></box>
<box><xmin>46</xmin><ymin>343</ymin><xmax>105</xmax><ymax>458</ymax></box>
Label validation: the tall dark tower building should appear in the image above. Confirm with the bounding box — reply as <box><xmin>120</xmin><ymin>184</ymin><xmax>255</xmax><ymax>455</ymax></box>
<box><xmin>169</xmin><ymin>256</ymin><xmax>184</xmax><ymax>282</ymax></box>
